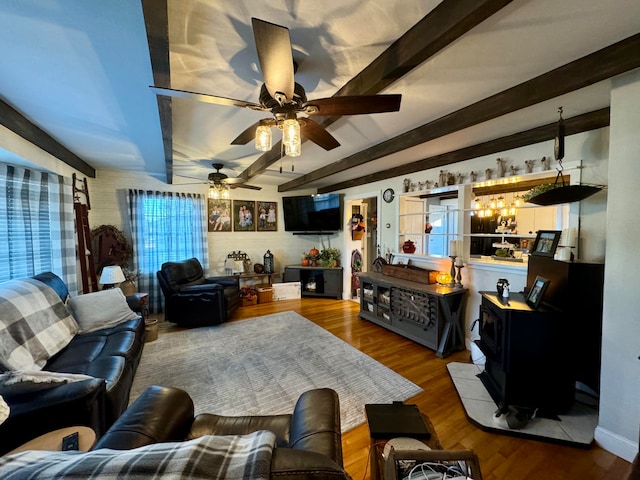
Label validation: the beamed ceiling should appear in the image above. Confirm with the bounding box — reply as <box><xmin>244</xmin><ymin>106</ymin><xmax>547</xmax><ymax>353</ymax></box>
<box><xmin>0</xmin><ymin>1</ymin><xmax>639</xmax><ymax>193</ymax></box>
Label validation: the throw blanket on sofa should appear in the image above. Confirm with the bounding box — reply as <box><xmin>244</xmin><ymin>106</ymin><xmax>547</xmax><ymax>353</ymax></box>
<box><xmin>0</xmin><ymin>278</ymin><xmax>78</xmax><ymax>371</ymax></box>
<box><xmin>0</xmin><ymin>431</ymin><xmax>276</xmax><ymax>480</ymax></box>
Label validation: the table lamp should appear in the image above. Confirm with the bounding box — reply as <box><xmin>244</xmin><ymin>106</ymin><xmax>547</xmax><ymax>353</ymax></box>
<box><xmin>100</xmin><ymin>265</ymin><xmax>125</xmax><ymax>289</ymax></box>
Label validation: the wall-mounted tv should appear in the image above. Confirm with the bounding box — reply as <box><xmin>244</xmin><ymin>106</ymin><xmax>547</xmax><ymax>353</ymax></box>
<box><xmin>282</xmin><ymin>193</ymin><xmax>342</xmax><ymax>234</ymax></box>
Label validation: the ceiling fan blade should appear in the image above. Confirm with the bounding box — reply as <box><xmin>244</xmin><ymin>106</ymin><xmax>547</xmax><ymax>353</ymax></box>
<box><xmin>300</xmin><ymin>118</ymin><xmax>340</xmax><ymax>151</ymax></box>
<box><xmin>303</xmin><ymin>94</ymin><xmax>402</xmax><ymax>116</ymax></box>
<box><xmin>231</xmin><ymin>121</ymin><xmax>261</xmax><ymax>145</ymax></box>
<box><xmin>151</xmin><ymin>86</ymin><xmax>265</xmax><ymax>110</ymax></box>
<box><xmin>231</xmin><ymin>183</ymin><xmax>262</xmax><ymax>191</ymax></box>
<box><xmin>251</xmin><ymin>18</ymin><xmax>295</xmax><ymax>101</ymax></box>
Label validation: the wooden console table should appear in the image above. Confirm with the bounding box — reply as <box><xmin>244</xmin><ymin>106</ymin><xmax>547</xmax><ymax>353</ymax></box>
<box><xmin>358</xmin><ymin>272</ymin><xmax>467</xmax><ymax>358</ymax></box>
<box><xmin>232</xmin><ymin>272</ymin><xmax>278</xmax><ymax>286</ymax></box>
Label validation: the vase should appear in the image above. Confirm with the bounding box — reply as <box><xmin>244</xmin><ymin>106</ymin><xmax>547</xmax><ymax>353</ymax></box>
<box><xmin>120</xmin><ymin>279</ymin><xmax>137</xmax><ymax>296</ymax></box>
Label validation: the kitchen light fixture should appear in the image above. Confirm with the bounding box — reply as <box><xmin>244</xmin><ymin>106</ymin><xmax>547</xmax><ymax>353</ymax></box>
<box><xmin>254</xmin><ymin>115</ymin><xmax>302</xmax><ymax>157</ymax></box>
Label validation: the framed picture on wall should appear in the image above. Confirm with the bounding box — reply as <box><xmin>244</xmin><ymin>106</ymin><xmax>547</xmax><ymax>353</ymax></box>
<box><xmin>208</xmin><ymin>199</ymin><xmax>232</xmax><ymax>232</ymax></box>
<box><xmin>530</xmin><ymin>230</ymin><xmax>561</xmax><ymax>257</ymax></box>
<box><xmin>233</xmin><ymin>200</ymin><xmax>256</xmax><ymax>231</ymax></box>
<box><xmin>257</xmin><ymin>201</ymin><xmax>277</xmax><ymax>232</ymax></box>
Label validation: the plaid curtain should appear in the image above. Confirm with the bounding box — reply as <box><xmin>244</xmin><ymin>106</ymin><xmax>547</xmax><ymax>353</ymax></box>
<box><xmin>0</xmin><ymin>164</ymin><xmax>77</xmax><ymax>294</ymax></box>
<box><xmin>128</xmin><ymin>189</ymin><xmax>209</xmax><ymax>313</ymax></box>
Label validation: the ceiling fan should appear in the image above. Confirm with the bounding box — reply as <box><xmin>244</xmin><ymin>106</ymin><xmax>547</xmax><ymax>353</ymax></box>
<box><xmin>177</xmin><ymin>163</ymin><xmax>262</xmax><ymax>198</ymax></box>
<box><xmin>151</xmin><ymin>18</ymin><xmax>402</xmax><ymax>155</ymax></box>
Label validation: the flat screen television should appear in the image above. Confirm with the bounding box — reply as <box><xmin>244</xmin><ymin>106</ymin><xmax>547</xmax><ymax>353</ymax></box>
<box><xmin>282</xmin><ymin>193</ymin><xmax>342</xmax><ymax>234</ymax></box>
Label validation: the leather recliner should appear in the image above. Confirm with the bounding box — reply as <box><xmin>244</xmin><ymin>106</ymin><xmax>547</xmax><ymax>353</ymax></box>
<box><xmin>157</xmin><ymin>257</ymin><xmax>240</xmax><ymax>326</ymax></box>
<box><xmin>93</xmin><ymin>385</ymin><xmax>350</xmax><ymax>480</ymax></box>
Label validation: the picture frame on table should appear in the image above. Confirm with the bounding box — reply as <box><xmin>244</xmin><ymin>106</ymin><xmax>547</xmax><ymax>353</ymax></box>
<box><xmin>530</xmin><ymin>230</ymin><xmax>561</xmax><ymax>257</ymax></box>
<box><xmin>526</xmin><ymin>275</ymin><xmax>550</xmax><ymax>309</ymax></box>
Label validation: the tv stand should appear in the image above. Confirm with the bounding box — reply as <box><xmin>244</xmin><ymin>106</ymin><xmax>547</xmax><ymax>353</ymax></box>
<box><xmin>283</xmin><ymin>266</ymin><xmax>343</xmax><ymax>299</ymax></box>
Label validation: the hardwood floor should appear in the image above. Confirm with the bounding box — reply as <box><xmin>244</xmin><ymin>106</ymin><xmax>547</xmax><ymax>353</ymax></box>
<box><xmin>226</xmin><ymin>298</ymin><xmax>630</xmax><ymax>480</ymax></box>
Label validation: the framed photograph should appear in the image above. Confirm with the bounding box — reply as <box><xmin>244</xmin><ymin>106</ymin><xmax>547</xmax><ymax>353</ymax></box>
<box><xmin>207</xmin><ymin>199</ymin><xmax>232</xmax><ymax>232</ymax></box>
<box><xmin>233</xmin><ymin>200</ymin><xmax>256</xmax><ymax>231</ymax></box>
<box><xmin>526</xmin><ymin>275</ymin><xmax>550</xmax><ymax>309</ymax></box>
<box><xmin>530</xmin><ymin>230</ymin><xmax>561</xmax><ymax>257</ymax></box>
<box><xmin>256</xmin><ymin>201</ymin><xmax>277</xmax><ymax>232</ymax></box>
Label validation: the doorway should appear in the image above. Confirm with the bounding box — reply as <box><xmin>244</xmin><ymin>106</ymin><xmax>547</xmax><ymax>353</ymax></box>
<box><xmin>344</xmin><ymin>195</ymin><xmax>378</xmax><ymax>301</ymax></box>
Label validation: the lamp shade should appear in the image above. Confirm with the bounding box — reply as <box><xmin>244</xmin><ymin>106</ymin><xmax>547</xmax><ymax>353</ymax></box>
<box><xmin>100</xmin><ymin>265</ymin><xmax>125</xmax><ymax>286</ymax></box>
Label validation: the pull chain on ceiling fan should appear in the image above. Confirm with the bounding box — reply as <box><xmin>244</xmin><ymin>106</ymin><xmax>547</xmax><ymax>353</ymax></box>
<box><xmin>152</xmin><ymin>18</ymin><xmax>402</xmax><ymax>158</ymax></box>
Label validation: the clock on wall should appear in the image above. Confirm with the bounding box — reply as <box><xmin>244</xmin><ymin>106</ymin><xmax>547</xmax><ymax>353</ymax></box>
<box><xmin>383</xmin><ymin>188</ymin><xmax>395</xmax><ymax>203</ymax></box>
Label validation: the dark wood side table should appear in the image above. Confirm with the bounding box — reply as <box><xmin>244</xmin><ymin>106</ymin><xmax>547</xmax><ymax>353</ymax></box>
<box><xmin>365</xmin><ymin>402</ymin><xmax>442</xmax><ymax>480</ymax></box>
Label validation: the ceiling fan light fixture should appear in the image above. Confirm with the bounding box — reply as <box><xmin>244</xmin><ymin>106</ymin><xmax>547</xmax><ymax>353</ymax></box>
<box><xmin>255</xmin><ymin>123</ymin><xmax>272</xmax><ymax>152</ymax></box>
<box><xmin>282</xmin><ymin>117</ymin><xmax>301</xmax><ymax>156</ymax></box>
<box><xmin>208</xmin><ymin>183</ymin><xmax>229</xmax><ymax>200</ymax></box>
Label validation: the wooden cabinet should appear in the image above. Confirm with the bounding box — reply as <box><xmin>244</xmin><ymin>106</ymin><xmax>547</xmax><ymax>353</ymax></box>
<box><xmin>358</xmin><ymin>272</ymin><xmax>467</xmax><ymax>358</ymax></box>
<box><xmin>477</xmin><ymin>292</ymin><xmax>574</xmax><ymax>414</ymax></box>
<box><xmin>283</xmin><ymin>266</ymin><xmax>343</xmax><ymax>299</ymax></box>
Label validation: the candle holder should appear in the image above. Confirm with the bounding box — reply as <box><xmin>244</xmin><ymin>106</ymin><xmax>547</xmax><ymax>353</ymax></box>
<box><xmin>449</xmin><ymin>255</ymin><xmax>457</xmax><ymax>287</ymax></box>
<box><xmin>455</xmin><ymin>264</ymin><xmax>464</xmax><ymax>287</ymax></box>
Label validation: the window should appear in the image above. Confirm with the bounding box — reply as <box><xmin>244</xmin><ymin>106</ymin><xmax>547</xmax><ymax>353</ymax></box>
<box><xmin>128</xmin><ymin>190</ymin><xmax>209</xmax><ymax>312</ymax></box>
<box><xmin>0</xmin><ymin>164</ymin><xmax>77</xmax><ymax>292</ymax></box>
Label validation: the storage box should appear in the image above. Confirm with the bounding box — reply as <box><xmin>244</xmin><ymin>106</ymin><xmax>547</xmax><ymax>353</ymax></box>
<box><xmin>381</xmin><ymin>264</ymin><xmax>437</xmax><ymax>284</ymax></box>
<box><xmin>241</xmin><ymin>296</ymin><xmax>258</xmax><ymax>307</ymax></box>
<box><xmin>256</xmin><ymin>285</ymin><xmax>273</xmax><ymax>304</ymax></box>
<box><xmin>272</xmin><ymin>282</ymin><xmax>301</xmax><ymax>301</ymax></box>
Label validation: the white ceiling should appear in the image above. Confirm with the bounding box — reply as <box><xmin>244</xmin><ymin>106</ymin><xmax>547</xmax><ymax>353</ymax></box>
<box><xmin>0</xmin><ymin>1</ymin><xmax>639</xmax><ymax>191</ymax></box>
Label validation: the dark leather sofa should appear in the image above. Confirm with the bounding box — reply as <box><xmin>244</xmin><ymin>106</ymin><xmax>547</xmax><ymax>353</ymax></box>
<box><xmin>157</xmin><ymin>257</ymin><xmax>241</xmax><ymax>326</ymax></box>
<box><xmin>0</xmin><ymin>272</ymin><xmax>145</xmax><ymax>455</ymax></box>
<box><xmin>93</xmin><ymin>385</ymin><xmax>350</xmax><ymax>480</ymax></box>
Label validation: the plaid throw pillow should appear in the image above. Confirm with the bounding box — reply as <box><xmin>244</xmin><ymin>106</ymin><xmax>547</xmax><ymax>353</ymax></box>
<box><xmin>0</xmin><ymin>278</ymin><xmax>79</xmax><ymax>371</ymax></box>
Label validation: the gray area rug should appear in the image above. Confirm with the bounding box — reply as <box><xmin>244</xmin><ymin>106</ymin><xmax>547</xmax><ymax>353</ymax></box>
<box><xmin>447</xmin><ymin>362</ymin><xmax>598</xmax><ymax>447</ymax></box>
<box><xmin>130</xmin><ymin>311</ymin><xmax>422</xmax><ymax>432</ymax></box>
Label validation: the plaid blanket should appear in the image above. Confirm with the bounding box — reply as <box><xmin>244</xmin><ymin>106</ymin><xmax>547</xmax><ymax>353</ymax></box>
<box><xmin>0</xmin><ymin>278</ymin><xmax>78</xmax><ymax>371</ymax></box>
<box><xmin>0</xmin><ymin>431</ymin><xmax>276</xmax><ymax>479</ymax></box>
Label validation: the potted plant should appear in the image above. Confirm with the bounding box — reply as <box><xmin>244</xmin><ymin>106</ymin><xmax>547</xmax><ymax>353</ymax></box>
<box><xmin>319</xmin><ymin>248</ymin><xmax>341</xmax><ymax>268</ymax></box>
<box><xmin>240</xmin><ymin>286</ymin><xmax>258</xmax><ymax>306</ymax></box>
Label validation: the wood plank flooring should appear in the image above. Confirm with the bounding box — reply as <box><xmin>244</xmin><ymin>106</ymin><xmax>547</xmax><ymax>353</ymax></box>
<box><xmin>222</xmin><ymin>298</ymin><xmax>631</xmax><ymax>480</ymax></box>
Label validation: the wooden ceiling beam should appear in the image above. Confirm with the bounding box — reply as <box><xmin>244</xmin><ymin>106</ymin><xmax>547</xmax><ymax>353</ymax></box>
<box><xmin>142</xmin><ymin>0</ymin><xmax>173</xmax><ymax>183</ymax></box>
<box><xmin>0</xmin><ymin>99</ymin><xmax>95</xmax><ymax>177</ymax></box>
<box><xmin>317</xmin><ymin>108</ymin><xmax>609</xmax><ymax>193</ymax></box>
<box><xmin>239</xmin><ymin>0</ymin><xmax>513</xmax><ymax>181</ymax></box>
<box><xmin>288</xmin><ymin>33</ymin><xmax>640</xmax><ymax>192</ymax></box>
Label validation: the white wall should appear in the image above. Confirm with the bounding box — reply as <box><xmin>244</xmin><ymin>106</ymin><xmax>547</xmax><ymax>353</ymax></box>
<box><xmin>87</xmin><ymin>170</ymin><xmax>339</xmax><ymax>277</ymax></box>
<box><xmin>595</xmin><ymin>69</ymin><xmax>640</xmax><ymax>462</ymax></box>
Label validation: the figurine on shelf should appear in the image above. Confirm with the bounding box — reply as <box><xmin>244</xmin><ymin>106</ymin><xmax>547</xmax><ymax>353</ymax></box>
<box><xmin>496</xmin><ymin>158</ymin><xmax>507</xmax><ymax>178</ymax></box>
<box><xmin>525</xmin><ymin>159</ymin><xmax>536</xmax><ymax>173</ymax></box>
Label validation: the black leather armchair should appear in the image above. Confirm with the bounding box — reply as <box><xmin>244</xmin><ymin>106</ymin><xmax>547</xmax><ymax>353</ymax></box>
<box><xmin>157</xmin><ymin>258</ymin><xmax>240</xmax><ymax>326</ymax></box>
<box><xmin>93</xmin><ymin>386</ymin><xmax>349</xmax><ymax>480</ymax></box>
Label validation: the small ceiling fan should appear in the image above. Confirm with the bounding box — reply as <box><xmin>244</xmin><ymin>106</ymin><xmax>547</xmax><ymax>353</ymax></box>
<box><xmin>177</xmin><ymin>163</ymin><xmax>262</xmax><ymax>192</ymax></box>
<box><xmin>152</xmin><ymin>18</ymin><xmax>402</xmax><ymax>155</ymax></box>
